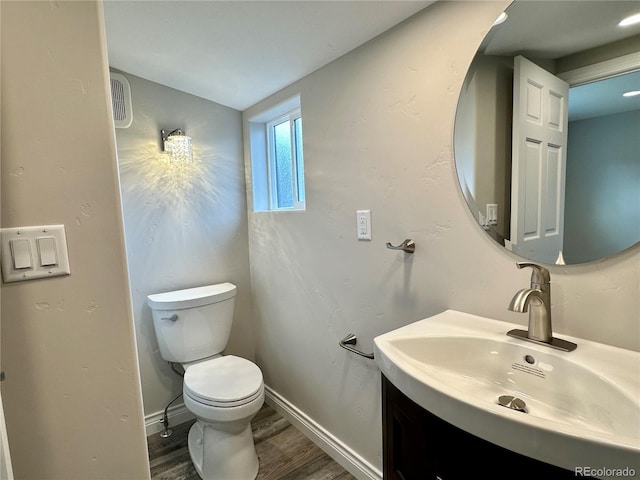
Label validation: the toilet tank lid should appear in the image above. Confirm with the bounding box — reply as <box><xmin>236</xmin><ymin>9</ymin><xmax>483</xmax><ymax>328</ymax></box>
<box><xmin>147</xmin><ymin>283</ymin><xmax>236</xmax><ymax>310</ymax></box>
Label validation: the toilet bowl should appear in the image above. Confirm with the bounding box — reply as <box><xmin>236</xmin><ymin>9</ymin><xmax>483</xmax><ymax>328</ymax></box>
<box><xmin>147</xmin><ymin>284</ymin><xmax>264</xmax><ymax>480</ymax></box>
<box><xmin>183</xmin><ymin>355</ymin><xmax>264</xmax><ymax>480</ymax></box>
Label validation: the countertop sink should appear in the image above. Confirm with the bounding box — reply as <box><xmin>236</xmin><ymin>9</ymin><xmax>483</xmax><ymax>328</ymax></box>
<box><xmin>374</xmin><ymin>310</ymin><xmax>640</xmax><ymax>477</ymax></box>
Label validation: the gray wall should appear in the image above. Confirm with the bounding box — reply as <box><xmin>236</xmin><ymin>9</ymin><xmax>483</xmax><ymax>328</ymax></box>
<box><xmin>565</xmin><ymin>110</ymin><xmax>640</xmax><ymax>264</ymax></box>
<box><xmin>455</xmin><ymin>53</ymin><xmax>513</xmax><ymax>241</ymax></box>
<box><xmin>113</xmin><ymin>72</ymin><xmax>253</xmax><ymax>418</ymax></box>
<box><xmin>243</xmin><ymin>1</ymin><xmax>639</xmax><ymax>474</ymax></box>
<box><xmin>1</xmin><ymin>2</ymin><xmax>149</xmax><ymax>478</ymax></box>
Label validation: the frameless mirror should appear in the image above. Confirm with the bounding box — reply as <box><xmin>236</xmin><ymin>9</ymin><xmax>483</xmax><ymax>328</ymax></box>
<box><xmin>454</xmin><ymin>1</ymin><xmax>640</xmax><ymax>265</ymax></box>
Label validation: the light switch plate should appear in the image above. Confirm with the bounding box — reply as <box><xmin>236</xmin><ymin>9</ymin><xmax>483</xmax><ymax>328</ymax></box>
<box><xmin>1</xmin><ymin>225</ymin><xmax>71</xmax><ymax>283</ymax></box>
<box><xmin>486</xmin><ymin>204</ymin><xmax>498</xmax><ymax>226</ymax></box>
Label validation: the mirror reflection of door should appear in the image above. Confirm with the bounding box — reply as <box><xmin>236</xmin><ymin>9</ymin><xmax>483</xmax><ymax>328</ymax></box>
<box><xmin>509</xmin><ymin>56</ymin><xmax>569</xmax><ymax>265</ymax></box>
<box><xmin>453</xmin><ymin>1</ymin><xmax>640</xmax><ymax>265</ymax></box>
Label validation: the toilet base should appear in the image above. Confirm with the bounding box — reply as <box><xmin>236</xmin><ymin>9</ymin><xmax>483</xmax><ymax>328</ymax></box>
<box><xmin>188</xmin><ymin>419</ymin><xmax>259</xmax><ymax>480</ymax></box>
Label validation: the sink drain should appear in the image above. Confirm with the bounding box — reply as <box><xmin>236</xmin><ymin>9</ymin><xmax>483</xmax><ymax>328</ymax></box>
<box><xmin>498</xmin><ymin>395</ymin><xmax>527</xmax><ymax>413</ymax></box>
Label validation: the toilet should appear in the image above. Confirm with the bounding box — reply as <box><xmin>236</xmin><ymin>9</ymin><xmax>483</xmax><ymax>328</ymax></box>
<box><xmin>147</xmin><ymin>283</ymin><xmax>264</xmax><ymax>480</ymax></box>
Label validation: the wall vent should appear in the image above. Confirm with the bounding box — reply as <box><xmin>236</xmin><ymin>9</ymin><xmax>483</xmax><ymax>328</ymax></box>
<box><xmin>109</xmin><ymin>72</ymin><xmax>133</xmax><ymax>128</ymax></box>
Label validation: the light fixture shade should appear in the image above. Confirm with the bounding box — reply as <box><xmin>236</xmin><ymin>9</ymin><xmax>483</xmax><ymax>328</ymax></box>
<box><xmin>162</xmin><ymin>129</ymin><xmax>193</xmax><ymax>163</ymax></box>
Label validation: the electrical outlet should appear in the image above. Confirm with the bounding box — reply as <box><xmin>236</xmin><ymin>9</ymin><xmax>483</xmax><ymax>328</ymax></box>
<box><xmin>356</xmin><ymin>210</ymin><xmax>371</xmax><ymax>240</ymax></box>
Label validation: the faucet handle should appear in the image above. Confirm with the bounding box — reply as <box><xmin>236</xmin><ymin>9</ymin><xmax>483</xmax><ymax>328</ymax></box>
<box><xmin>516</xmin><ymin>262</ymin><xmax>550</xmax><ymax>286</ymax></box>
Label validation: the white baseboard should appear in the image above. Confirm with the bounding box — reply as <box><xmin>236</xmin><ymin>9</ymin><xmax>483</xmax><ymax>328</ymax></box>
<box><xmin>144</xmin><ymin>386</ymin><xmax>383</xmax><ymax>480</ymax></box>
<box><xmin>264</xmin><ymin>385</ymin><xmax>382</xmax><ymax>480</ymax></box>
<box><xmin>145</xmin><ymin>402</ymin><xmax>195</xmax><ymax>437</ymax></box>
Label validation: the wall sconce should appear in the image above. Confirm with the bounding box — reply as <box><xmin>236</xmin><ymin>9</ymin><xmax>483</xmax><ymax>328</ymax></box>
<box><xmin>161</xmin><ymin>129</ymin><xmax>193</xmax><ymax>163</ymax></box>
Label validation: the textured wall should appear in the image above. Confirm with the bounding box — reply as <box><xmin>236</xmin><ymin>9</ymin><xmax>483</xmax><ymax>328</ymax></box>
<box><xmin>243</xmin><ymin>1</ymin><xmax>640</xmax><ymax>474</ymax></box>
<box><xmin>113</xmin><ymin>72</ymin><xmax>252</xmax><ymax>418</ymax></box>
<box><xmin>0</xmin><ymin>1</ymin><xmax>149</xmax><ymax>479</ymax></box>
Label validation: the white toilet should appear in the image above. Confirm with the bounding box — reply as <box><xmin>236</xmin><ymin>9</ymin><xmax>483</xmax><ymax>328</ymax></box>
<box><xmin>147</xmin><ymin>283</ymin><xmax>264</xmax><ymax>480</ymax></box>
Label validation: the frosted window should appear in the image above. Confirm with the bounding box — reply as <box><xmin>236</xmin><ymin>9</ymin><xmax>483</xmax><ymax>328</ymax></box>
<box><xmin>248</xmin><ymin>96</ymin><xmax>305</xmax><ymax>212</ymax></box>
<box><xmin>274</xmin><ymin>120</ymin><xmax>294</xmax><ymax>208</ymax></box>
<box><xmin>294</xmin><ymin>117</ymin><xmax>305</xmax><ymax>203</ymax></box>
<box><xmin>266</xmin><ymin>107</ymin><xmax>305</xmax><ymax>210</ymax></box>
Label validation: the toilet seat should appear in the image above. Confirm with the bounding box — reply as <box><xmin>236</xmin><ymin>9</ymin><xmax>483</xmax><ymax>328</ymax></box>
<box><xmin>184</xmin><ymin>355</ymin><xmax>263</xmax><ymax>408</ymax></box>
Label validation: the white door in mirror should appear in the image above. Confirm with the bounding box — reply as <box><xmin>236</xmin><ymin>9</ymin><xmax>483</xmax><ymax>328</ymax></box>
<box><xmin>511</xmin><ymin>56</ymin><xmax>569</xmax><ymax>264</ymax></box>
<box><xmin>0</xmin><ymin>225</ymin><xmax>71</xmax><ymax>283</ymax></box>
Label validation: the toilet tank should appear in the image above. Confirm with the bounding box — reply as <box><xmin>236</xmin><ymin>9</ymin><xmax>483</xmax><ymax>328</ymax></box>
<box><xmin>147</xmin><ymin>283</ymin><xmax>237</xmax><ymax>363</ymax></box>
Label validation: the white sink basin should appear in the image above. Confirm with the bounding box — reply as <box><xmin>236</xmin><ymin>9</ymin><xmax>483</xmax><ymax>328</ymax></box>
<box><xmin>374</xmin><ymin>310</ymin><xmax>640</xmax><ymax>477</ymax></box>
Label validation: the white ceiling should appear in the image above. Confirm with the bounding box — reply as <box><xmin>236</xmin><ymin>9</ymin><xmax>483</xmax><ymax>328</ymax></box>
<box><xmin>569</xmin><ymin>70</ymin><xmax>640</xmax><ymax>122</ymax></box>
<box><xmin>103</xmin><ymin>1</ymin><xmax>434</xmax><ymax>111</ymax></box>
<box><xmin>481</xmin><ymin>1</ymin><xmax>640</xmax><ymax>58</ymax></box>
<box><xmin>480</xmin><ymin>1</ymin><xmax>640</xmax><ymax>121</ymax></box>
<box><xmin>103</xmin><ymin>1</ymin><xmax>640</xmax><ymax>117</ymax></box>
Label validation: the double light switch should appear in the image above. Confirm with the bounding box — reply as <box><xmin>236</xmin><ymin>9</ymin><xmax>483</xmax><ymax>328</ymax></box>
<box><xmin>1</xmin><ymin>225</ymin><xmax>71</xmax><ymax>283</ymax></box>
<box><xmin>10</xmin><ymin>236</ymin><xmax>58</xmax><ymax>269</ymax></box>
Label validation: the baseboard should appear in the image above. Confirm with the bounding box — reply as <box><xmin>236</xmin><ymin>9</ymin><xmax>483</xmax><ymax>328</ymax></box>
<box><xmin>145</xmin><ymin>402</ymin><xmax>195</xmax><ymax>437</ymax></box>
<box><xmin>144</xmin><ymin>386</ymin><xmax>383</xmax><ymax>480</ymax></box>
<box><xmin>264</xmin><ymin>385</ymin><xmax>382</xmax><ymax>480</ymax></box>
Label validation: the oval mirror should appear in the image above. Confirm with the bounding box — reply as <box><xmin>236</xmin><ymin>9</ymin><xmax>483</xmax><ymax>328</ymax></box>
<box><xmin>454</xmin><ymin>0</ymin><xmax>640</xmax><ymax>265</ymax></box>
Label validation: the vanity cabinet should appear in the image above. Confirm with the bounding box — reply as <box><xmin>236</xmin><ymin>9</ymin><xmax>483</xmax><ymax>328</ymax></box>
<box><xmin>382</xmin><ymin>375</ymin><xmax>582</xmax><ymax>480</ymax></box>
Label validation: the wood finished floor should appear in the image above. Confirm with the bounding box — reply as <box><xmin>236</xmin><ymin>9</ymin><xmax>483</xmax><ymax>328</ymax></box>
<box><xmin>148</xmin><ymin>404</ymin><xmax>357</xmax><ymax>480</ymax></box>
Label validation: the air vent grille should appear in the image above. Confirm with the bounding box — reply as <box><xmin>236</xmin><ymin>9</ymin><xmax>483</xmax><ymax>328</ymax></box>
<box><xmin>109</xmin><ymin>72</ymin><xmax>132</xmax><ymax>128</ymax></box>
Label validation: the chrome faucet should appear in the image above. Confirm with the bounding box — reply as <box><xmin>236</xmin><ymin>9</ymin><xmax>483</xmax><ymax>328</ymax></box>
<box><xmin>507</xmin><ymin>262</ymin><xmax>577</xmax><ymax>352</ymax></box>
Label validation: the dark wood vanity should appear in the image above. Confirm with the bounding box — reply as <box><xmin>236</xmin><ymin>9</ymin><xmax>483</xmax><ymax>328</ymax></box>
<box><xmin>382</xmin><ymin>375</ymin><xmax>585</xmax><ymax>480</ymax></box>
